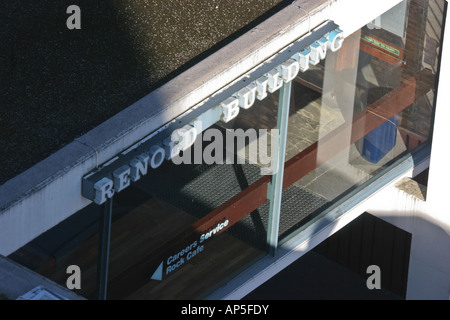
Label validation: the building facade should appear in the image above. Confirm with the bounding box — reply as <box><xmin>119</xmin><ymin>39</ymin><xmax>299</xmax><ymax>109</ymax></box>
<box><xmin>1</xmin><ymin>0</ymin><xmax>449</xmax><ymax>300</ymax></box>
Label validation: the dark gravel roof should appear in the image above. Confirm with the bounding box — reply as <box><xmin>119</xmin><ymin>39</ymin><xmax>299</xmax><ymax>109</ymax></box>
<box><xmin>0</xmin><ymin>0</ymin><xmax>288</xmax><ymax>185</ymax></box>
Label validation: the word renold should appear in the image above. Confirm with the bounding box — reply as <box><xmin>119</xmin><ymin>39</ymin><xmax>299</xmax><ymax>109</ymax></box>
<box><xmin>82</xmin><ymin>24</ymin><xmax>344</xmax><ymax>205</ymax></box>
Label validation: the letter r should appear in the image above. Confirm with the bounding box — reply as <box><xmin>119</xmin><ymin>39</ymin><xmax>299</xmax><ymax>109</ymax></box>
<box><xmin>93</xmin><ymin>178</ymin><xmax>115</xmax><ymax>204</ymax></box>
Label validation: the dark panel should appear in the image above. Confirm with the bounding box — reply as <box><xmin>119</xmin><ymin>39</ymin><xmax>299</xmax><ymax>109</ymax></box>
<box><xmin>401</xmin><ymin>232</ymin><xmax>412</xmax><ymax>297</ymax></box>
<box><xmin>337</xmin><ymin>222</ymin><xmax>351</xmax><ymax>267</ymax></box>
<box><xmin>359</xmin><ymin>213</ymin><xmax>376</xmax><ymax>275</ymax></box>
<box><xmin>314</xmin><ymin>212</ymin><xmax>412</xmax><ymax>298</ymax></box>
<box><xmin>348</xmin><ymin>215</ymin><xmax>364</xmax><ymax>274</ymax></box>
<box><xmin>389</xmin><ymin>228</ymin><xmax>408</xmax><ymax>295</ymax></box>
<box><xmin>314</xmin><ymin>236</ymin><xmax>329</xmax><ymax>257</ymax></box>
<box><xmin>372</xmin><ymin>218</ymin><xmax>395</xmax><ymax>289</ymax></box>
<box><xmin>327</xmin><ymin>229</ymin><xmax>340</xmax><ymax>262</ymax></box>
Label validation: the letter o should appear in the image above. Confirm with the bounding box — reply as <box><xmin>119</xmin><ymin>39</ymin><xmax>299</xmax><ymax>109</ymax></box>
<box><xmin>149</xmin><ymin>145</ymin><xmax>165</xmax><ymax>168</ymax></box>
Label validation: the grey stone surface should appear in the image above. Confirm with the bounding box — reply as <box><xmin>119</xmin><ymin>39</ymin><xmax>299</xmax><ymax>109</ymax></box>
<box><xmin>395</xmin><ymin>177</ymin><xmax>427</xmax><ymax>201</ymax></box>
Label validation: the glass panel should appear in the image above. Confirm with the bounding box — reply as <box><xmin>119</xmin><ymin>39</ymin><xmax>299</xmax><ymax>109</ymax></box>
<box><xmin>8</xmin><ymin>92</ymin><xmax>281</xmax><ymax>300</ymax></box>
<box><xmin>101</xmin><ymin>91</ymin><xmax>281</xmax><ymax>299</ymax></box>
<box><xmin>279</xmin><ymin>0</ymin><xmax>446</xmax><ymax>241</ymax></box>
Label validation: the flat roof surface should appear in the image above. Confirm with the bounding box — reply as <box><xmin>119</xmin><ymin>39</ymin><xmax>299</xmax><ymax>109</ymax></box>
<box><xmin>0</xmin><ymin>0</ymin><xmax>288</xmax><ymax>185</ymax></box>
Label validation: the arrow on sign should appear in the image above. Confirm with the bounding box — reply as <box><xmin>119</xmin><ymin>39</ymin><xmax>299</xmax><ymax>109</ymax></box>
<box><xmin>151</xmin><ymin>262</ymin><xmax>163</xmax><ymax>281</ymax></box>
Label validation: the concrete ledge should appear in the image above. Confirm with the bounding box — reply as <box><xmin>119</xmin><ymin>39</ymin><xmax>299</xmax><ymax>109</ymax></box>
<box><xmin>395</xmin><ymin>177</ymin><xmax>427</xmax><ymax>201</ymax></box>
<box><xmin>0</xmin><ymin>255</ymin><xmax>84</xmax><ymax>300</ymax></box>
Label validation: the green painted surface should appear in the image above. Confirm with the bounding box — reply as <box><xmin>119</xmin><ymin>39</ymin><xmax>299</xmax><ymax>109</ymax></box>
<box><xmin>361</xmin><ymin>34</ymin><xmax>401</xmax><ymax>56</ymax></box>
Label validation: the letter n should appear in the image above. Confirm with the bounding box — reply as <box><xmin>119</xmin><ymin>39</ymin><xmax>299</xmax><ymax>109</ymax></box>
<box><xmin>366</xmin><ymin>265</ymin><xmax>381</xmax><ymax>290</ymax></box>
<box><xmin>66</xmin><ymin>5</ymin><xmax>81</xmax><ymax>30</ymax></box>
<box><xmin>66</xmin><ymin>265</ymin><xmax>81</xmax><ymax>290</ymax></box>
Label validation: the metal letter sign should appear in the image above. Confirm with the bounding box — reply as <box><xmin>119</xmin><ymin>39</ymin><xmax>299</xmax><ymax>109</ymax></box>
<box><xmin>82</xmin><ymin>21</ymin><xmax>344</xmax><ymax>205</ymax></box>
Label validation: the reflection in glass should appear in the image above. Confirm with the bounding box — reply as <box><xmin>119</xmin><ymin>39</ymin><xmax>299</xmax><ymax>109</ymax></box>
<box><xmin>279</xmin><ymin>0</ymin><xmax>445</xmax><ymax>241</ymax></box>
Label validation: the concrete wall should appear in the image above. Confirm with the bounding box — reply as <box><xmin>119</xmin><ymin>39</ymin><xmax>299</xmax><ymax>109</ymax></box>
<box><xmin>366</xmin><ymin>177</ymin><xmax>450</xmax><ymax>300</ymax></box>
<box><xmin>367</xmin><ymin>1</ymin><xmax>450</xmax><ymax>299</ymax></box>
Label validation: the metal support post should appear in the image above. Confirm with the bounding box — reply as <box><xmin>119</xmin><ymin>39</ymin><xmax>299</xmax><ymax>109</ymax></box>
<box><xmin>266</xmin><ymin>80</ymin><xmax>291</xmax><ymax>256</ymax></box>
<box><xmin>96</xmin><ymin>196</ymin><xmax>113</xmax><ymax>300</ymax></box>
